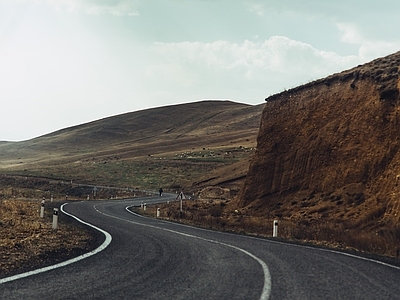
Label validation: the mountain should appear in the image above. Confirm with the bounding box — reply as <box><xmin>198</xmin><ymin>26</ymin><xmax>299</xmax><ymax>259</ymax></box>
<box><xmin>236</xmin><ymin>51</ymin><xmax>400</xmax><ymax>250</ymax></box>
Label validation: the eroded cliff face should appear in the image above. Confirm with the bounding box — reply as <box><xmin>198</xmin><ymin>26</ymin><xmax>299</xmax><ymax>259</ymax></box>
<box><xmin>237</xmin><ymin>51</ymin><xmax>400</xmax><ymax>226</ymax></box>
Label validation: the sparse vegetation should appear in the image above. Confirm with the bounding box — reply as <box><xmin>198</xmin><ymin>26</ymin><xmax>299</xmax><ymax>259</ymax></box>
<box><xmin>135</xmin><ymin>200</ymin><xmax>400</xmax><ymax>258</ymax></box>
<box><xmin>0</xmin><ymin>199</ymin><xmax>93</xmax><ymax>277</ymax></box>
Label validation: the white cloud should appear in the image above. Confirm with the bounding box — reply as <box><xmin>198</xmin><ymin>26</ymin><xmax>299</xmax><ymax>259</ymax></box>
<box><xmin>151</xmin><ymin>36</ymin><xmax>360</xmax><ymax>79</ymax></box>
<box><xmin>144</xmin><ymin>36</ymin><xmax>367</xmax><ymax>105</ymax></box>
<box><xmin>337</xmin><ymin>22</ymin><xmax>400</xmax><ymax>61</ymax></box>
<box><xmin>337</xmin><ymin>23</ymin><xmax>363</xmax><ymax>44</ymax></box>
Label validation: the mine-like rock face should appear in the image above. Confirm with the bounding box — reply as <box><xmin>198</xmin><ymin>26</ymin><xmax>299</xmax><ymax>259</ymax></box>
<box><xmin>237</xmin><ymin>51</ymin><xmax>400</xmax><ymax>223</ymax></box>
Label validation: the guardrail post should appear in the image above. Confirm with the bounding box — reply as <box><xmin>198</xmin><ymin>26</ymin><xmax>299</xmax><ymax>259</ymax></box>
<box><xmin>52</xmin><ymin>208</ymin><xmax>59</xmax><ymax>229</ymax></box>
<box><xmin>273</xmin><ymin>220</ymin><xmax>278</xmax><ymax>237</ymax></box>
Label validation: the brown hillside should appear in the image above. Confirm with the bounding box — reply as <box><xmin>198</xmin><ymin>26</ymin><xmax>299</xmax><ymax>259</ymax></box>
<box><xmin>0</xmin><ymin>100</ymin><xmax>261</xmax><ymax>161</ymax></box>
<box><xmin>237</xmin><ymin>51</ymin><xmax>400</xmax><ymax>233</ymax></box>
<box><xmin>0</xmin><ymin>100</ymin><xmax>263</xmax><ymax>193</ymax></box>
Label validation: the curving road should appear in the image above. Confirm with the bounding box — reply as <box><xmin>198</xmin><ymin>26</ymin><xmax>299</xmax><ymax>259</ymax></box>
<box><xmin>1</xmin><ymin>195</ymin><xmax>400</xmax><ymax>299</ymax></box>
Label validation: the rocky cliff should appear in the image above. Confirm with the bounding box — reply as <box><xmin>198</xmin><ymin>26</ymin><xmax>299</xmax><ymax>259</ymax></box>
<box><xmin>237</xmin><ymin>51</ymin><xmax>400</xmax><ymax>228</ymax></box>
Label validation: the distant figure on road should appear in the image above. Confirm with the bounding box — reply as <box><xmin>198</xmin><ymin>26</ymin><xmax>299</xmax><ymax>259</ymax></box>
<box><xmin>159</xmin><ymin>187</ymin><xmax>163</xmax><ymax>196</ymax></box>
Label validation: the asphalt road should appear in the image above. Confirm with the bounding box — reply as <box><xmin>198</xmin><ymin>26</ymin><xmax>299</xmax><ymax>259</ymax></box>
<box><xmin>1</xmin><ymin>195</ymin><xmax>400</xmax><ymax>299</ymax></box>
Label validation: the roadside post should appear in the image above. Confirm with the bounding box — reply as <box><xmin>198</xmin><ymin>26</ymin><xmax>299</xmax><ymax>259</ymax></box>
<box><xmin>273</xmin><ymin>220</ymin><xmax>278</xmax><ymax>237</ymax></box>
<box><xmin>157</xmin><ymin>208</ymin><xmax>160</xmax><ymax>217</ymax></box>
<box><xmin>179</xmin><ymin>194</ymin><xmax>183</xmax><ymax>218</ymax></box>
<box><xmin>143</xmin><ymin>203</ymin><xmax>146</xmax><ymax>211</ymax></box>
<box><xmin>177</xmin><ymin>191</ymin><xmax>185</xmax><ymax>218</ymax></box>
<box><xmin>40</xmin><ymin>199</ymin><xmax>45</xmax><ymax>218</ymax></box>
<box><xmin>52</xmin><ymin>208</ymin><xmax>59</xmax><ymax>229</ymax></box>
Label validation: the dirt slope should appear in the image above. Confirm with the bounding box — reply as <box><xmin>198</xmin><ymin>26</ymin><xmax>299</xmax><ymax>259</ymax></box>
<box><xmin>237</xmin><ymin>51</ymin><xmax>400</xmax><ymax>233</ymax></box>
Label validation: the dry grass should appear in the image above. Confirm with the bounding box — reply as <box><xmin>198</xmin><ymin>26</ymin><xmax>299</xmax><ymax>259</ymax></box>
<box><xmin>136</xmin><ymin>200</ymin><xmax>400</xmax><ymax>259</ymax></box>
<box><xmin>0</xmin><ymin>175</ymin><xmax>146</xmax><ymax>201</ymax></box>
<box><xmin>0</xmin><ymin>199</ymin><xmax>92</xmax><ymax>277</ymax></box>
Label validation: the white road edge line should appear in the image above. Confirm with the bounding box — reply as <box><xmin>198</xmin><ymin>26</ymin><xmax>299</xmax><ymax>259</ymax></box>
<box><xmin>128</xmin><ymin>204</ymin><xmax>400</xmax><ymax>271</ymax></box>
<box><xmin>117</xmin><ymin>205</ymin><xmax>272</xmax><ymax>300</ymax></box>
<box><xmin>0</xmin><ymin>203</ymin><xmax>112</xmax><ymax>284</ymax></box>
<box><xmin>224</xmin><ymin>227</ymin><xmax>400</xmax><ymax>271</ymax></box>
<box><xmin>279</xmin><ymin>239</ymin><xmax>400</xmax><ymax>271</ymax></box>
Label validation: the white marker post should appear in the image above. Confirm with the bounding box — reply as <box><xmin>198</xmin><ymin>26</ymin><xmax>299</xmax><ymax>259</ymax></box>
<box><xmin>143</xmin><ymin>203</ymin><xmax>146</xmax><ymax>211</ymax></box>
<box><xmin>40</xmin><ymin>199</ymin><xmax>45</xmax><ymax>218</ymax></box>
<box><xmin>50</xmin><ymin>194</ymin><xmax>53</xmax><ymax>202</ymax></box>
<box><xmin>273</xmin><ymin>220</ymin><xmax>278</xmax><ymax>237</ymax></box>
<box><xmin>157</xmin><ymin>208</ymin><xmax>160</xmax><ymax>217</ymax></box>
<box><xmin>177</xmin><ymin>192</ymin><xmax>184</xmax><ymax>212</ymax></box>
<box><xmin>52</xmin><ymin>208</ymin><xmax>59</xmax><ymax>229</ymax></box>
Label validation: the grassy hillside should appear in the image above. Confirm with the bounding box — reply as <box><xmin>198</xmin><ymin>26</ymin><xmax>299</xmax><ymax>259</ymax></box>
<box><xmin>0</xmin><ymin>100</ymin><xmax>263</xmax><ymax>197</ymax></box>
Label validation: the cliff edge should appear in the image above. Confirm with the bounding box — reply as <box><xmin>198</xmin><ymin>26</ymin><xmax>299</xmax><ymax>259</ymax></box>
<box><xmin>237</xmin><ymin>51</ymin><xmax>400</xmax><ymax>231</ymax></box>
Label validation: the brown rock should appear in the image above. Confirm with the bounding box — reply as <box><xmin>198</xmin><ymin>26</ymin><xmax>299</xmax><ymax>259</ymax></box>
<box><xmin>237</xmin><ymin>50</ymin><xmax>400</xmax><ymax>225</ymax></box>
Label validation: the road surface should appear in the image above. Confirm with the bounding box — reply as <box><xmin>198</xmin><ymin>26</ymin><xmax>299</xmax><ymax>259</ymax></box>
<box><xmin>1</xmin><ymin>195</ymin><xmax>399</xmax><ymax>299</ymax></box>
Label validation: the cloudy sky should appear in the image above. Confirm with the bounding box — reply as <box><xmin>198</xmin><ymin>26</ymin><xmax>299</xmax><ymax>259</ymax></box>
<box><xmin>1</xmin><ymin>0</ymin><xmax>400</xmax><ymax>141</ymax></box>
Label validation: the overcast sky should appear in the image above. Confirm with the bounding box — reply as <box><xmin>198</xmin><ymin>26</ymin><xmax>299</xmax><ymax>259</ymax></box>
<box><xmin>1</xmin><ymin>0</ymin><xmax>400</xmax><ymax>141</ymax></box>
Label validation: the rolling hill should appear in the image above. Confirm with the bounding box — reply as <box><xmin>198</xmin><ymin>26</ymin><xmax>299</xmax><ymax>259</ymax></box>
<box><xmin>0</xmin><ymin>100</ymin><xmax>264</xmax><ymax>196</ymax></box>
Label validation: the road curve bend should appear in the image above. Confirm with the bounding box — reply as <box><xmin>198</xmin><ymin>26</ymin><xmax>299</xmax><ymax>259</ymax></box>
<box><xmin>1</xmin><ymin>196</ymin><xmax>399</xmax><ymax>299</ymax></box>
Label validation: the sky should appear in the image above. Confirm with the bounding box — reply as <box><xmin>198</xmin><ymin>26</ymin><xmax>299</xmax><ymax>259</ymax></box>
<box><xmin>1</xmin><ymin>0</ymin><xmax>400</xmax><ymax>141</ymax></box>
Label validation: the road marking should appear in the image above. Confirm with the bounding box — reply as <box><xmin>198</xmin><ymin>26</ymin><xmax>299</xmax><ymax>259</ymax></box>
<box><xmin>128</xmin><ymin>205</ymin><xmax>400</xmax><ymax>271</ymax></box>
<box><xmin>219</xmin><ymin>230</ymin><xmax>400</xmax><ymax>271</ymax></box>
<box><xmin>0</xmin><ymin>203</ymin><xmax>112</xmax><ymax>284</ymax></box>
<box><xmin>93</xmin><ymin>204</ymin><xmax>272</xmax><ymax>300</ymax></box>
<box><xmin>288</xmin><ymin>241</ymin><xmax>400</xmax><ymax>271</ymax></box>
